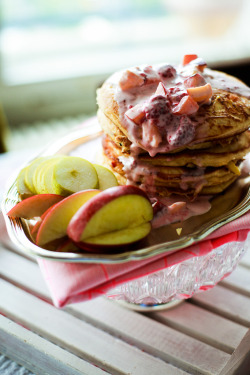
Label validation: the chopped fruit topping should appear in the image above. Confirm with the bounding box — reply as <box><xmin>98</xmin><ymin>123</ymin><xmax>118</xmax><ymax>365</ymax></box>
<box><xmin>182</xmin><ymin>54</ymin><xmax>198</xmax><ymax>65</ymax></box>
<box><xmin>143</xmin><ymin>65</ymin><xmax>160</xmax><ymax>84</ymax></box>
<box><xmin>125</xmin><ymin>104</ymin><xmax>145</xmax><ymax>124</ymax></box>
<box><xmin>157</xmin><ymin>64</ymin><xmax>176</xmax><ymax>79</ymax></box>
<box><xmin>154</xmin><ymin>82</ymin><xmax>167</xmax><ymax>96</ymax></box>
<box><xmin>187</xmin><ymin>83</ymin><xmax>212</xmax><ymax>103</ymax></box>
<box><xmin>119</xmin><ymin>69</ymin><xmax>145</xmax><ymax>91</ymax></box>
<box><xmin>169</xmin><ymin>202</ymin><xmax>186</xmax><ymax>214</ymax></box>
<box><xmin>184</xmin><ymin>73</ymin><xmax>206</xmax><ymax>88</ymax></box>
<box><xmin>167</xmin><ymin>117</ymin><xmax>195</xmax><ymax>147</ymax></box>
<box><xmin>194</xmin><ymin>58</ymin><xmax>207</xmax><ymax>72</ymax></box>
<box><xmin>142</xmin><ymin>122</ymin><xmax>162</xmax><ymax>148</ymax></box>
<box><xmin>172</xmin><ymin>95</ymin><xmax>199</xmax><ymax>115</ymax></box>
<box><xmin>227</xmin><ymin>161</ymin><xmax>241</xmax><ymax>175</ymax></box>
<box><xmin>145</xmin><ymin>96</ymin><xmax>169</xmax><ymax>119</ymax></box>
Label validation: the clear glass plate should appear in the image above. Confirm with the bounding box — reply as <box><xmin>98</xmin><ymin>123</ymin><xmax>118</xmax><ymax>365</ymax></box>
<box><xmin>2</xmin><ymin>119</ymin><xmax>250</xmax><ymax>264</ymax></box>
<box><xmin>106</xmin><ymin>233</ymin><xmax>250</xmax><ymax>310</ymax></box>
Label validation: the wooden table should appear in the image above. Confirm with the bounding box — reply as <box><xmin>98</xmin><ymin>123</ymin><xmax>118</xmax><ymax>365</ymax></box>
<box><xmin>1</xmin><ymin>229</ymin><xmax>250</xmax><ymax>375</ymax></box>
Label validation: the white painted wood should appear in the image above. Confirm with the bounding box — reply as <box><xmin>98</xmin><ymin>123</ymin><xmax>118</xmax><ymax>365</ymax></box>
<box><xmin>0</xmin><ymin>246</ymin><xmax>48</xmax><ymax>299</ymax></box>
<box><xmin>148</xmin><ymin>302</ymin><xmax>248</xmax><ymax>354</ymax></box>
<box><xmin>219</xmin><ymin>329</ymin><xmax>250</xmax><ymax>375</ymax></box>
<box><xmin>220</xmin><ymin>265</ymin><xmax>250</xmax><ymax>296</ymax></box>
<box><xmin>0</xmin><ymin>279</ymin><xmax>188</xmax><ymax>375</ymax></box>
<box><xmin>192</xmin><ymin>285</ymin><xmax>250</xmax><ymax>326</ymax></box>
<box><xmin>0</xmin><ymin>314</ymin><xmax>107</xmax><ymax>375</ymax></box>
<box><xmin>68</xmin><ymin>298</ymin><xmax>230</xmax><ymax>375</ymax></box>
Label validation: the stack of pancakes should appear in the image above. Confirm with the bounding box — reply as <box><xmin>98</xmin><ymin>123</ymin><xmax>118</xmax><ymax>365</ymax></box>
<box><xmin>97</xmin><ymin>59</ymin><xmax>250</xmax><ymax>199</ymax></box>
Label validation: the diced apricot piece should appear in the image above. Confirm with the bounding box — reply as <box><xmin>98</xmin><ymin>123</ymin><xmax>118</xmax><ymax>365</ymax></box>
<box><xmin>119</xmin><ymin>70</ymin><xmax>144</xmax><ymax>91</ymax></box>
<box><xmin>184</xmin><ymin>73</ymin><xmax>206</xmax><ymax>88</ymax></box>
<box><xmin>154</xmin><ymin>82</ymin><xmax>167</xmax><ymax>96</ymax></box>
<box><xmin>187</xmin><ymin>83</ymin><xmax>212</xmax><ymax>103</ymax></box>
<box><xmin>172</xmin><ymin>95</ymin><xmax>199</xmax><ymax>115</ymax></box>
<box><xmin>125</xmin><ymin>104</ymin><xmax>145</xmax><ymax>125</ymax></box>
<box><xmin>182</xmin><ymin>54</ymin><xmax>198</xmax><ymax>65</ymax></box>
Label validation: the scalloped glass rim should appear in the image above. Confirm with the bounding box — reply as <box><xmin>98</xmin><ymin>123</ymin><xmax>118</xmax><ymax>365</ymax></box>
<box><xmin>106</xmin><ymin>234</ymin><xmax>250</xmax><ymax>308</ymax></box>
<box><xmin>2</xmin><ymin>121</ymin><xmax>250</xmax><ymax>264</ymax></box>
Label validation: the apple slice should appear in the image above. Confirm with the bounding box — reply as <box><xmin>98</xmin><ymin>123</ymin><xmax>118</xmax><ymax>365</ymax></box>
<box><xmin>24</xmin><ymin>157</ymin><xmax>50</xmax><ymax>194</ymax></box>
<box><xmin>67</xmin><ymin>185</ymin><xmax>153</xmax><ymax>248</ymax></box>
<box><xmin>33</xmin><ymin>155</ymin><xmax>64</xmax><ymax>194</ymax></box>
<box><xmin>52</xmin><ymin>156</ymin><xmax>99</xmax><ymax>195</ymax></box>
<box><xmin>57</xmin><ymin>239</ymin><xmax>80</xmax><ymax>252</ymax></box>
<box><xmin>36</xmin><ymin>189</ymin><xmax>101</xmax><ymax>247</ymax></box>
<box><xmin>76</xmin><ymin>223</ymin><xmax>151</xmax><ymax>251</ymax></box>
<box><xmin>93</xmin><ymin>164</ymin><xmax>118</xmax><ymax>190</ymax></box>
<box><xmin>16</xmin><ymin>167</ymin><xmax>33</xmax><ymax>199</ymax></box>
<box><xmin>7</xmin><ymin>194</ymin><xmax>64</xmax><ymax>219</ymax></box>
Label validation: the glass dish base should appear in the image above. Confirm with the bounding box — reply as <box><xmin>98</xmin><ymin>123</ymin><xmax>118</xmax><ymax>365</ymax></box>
<box><xmin>106</xmin><ymin>234</ymin><xmax>250</xmax><ymax>311</ymax></box>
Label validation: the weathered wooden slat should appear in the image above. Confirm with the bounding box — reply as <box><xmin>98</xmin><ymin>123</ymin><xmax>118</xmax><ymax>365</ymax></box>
<box><xmin>0</xmin><ymin>246</ymin><xmax>48</xmax><ymax>298</ymax></box>
<box><xmin>69</xmin><ymin>298</ymin><xmax>230</xmax><ymax>375</ymax></box>
<box><xmin>219</xmin><ymin>329</ymin><xmax>250</xmax><ymax>375</ymax></box>
<box><xmin>220</xmin><ymin>265</ymin><xmax>250</xmax><ymax>297</ymax></box>
<box><xmin>0</xmin><ymin>246</ymin><xmax>246</xmax><ymax>375</ymax></box>
<box><xmin>147</xmin><ymin>301</ymin><xmax>248</xmax><ymax>354</ymax></box>
<box><xmin>0</xmin><ymin>279</ymin><xmax>189</xmax><ymax>375</ymax></box>
<box><xmin>192</xmin><ymin>285</ymin><xmax>250</xmax><ymax>327</ymax></box>
<box><xmin>0</xmin><ymin>314</ymin><xmax>107</xmax><ymax>375</ymax></box>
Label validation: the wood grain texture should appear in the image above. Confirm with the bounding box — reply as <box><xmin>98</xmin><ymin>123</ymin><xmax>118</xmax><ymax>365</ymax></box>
<box><xmin>1</xmin><ymin>242</ymin><xmax>250</xmax><ymax>374</ymax></box>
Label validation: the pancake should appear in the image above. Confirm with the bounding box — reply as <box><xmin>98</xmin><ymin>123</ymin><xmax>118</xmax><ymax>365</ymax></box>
<box><xmin>102</xmin><ymin>131</ymin><xmax>250</xmax><ymax>169</ymax></box>
<box><xmin>97</xmin><ymin>55</ymin><xmax>250</xmax><ymax>202</ymax></box>
<box><xmin>97</xmin><ymin>72</ymin><xmax>250</xmax><ymax>155</ymax></box>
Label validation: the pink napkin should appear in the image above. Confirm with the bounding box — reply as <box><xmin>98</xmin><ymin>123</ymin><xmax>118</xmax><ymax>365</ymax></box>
<box><xmin>38</xmin><ymin>212</ymin><xmax>250</xmax><ymax>307</ymax></box>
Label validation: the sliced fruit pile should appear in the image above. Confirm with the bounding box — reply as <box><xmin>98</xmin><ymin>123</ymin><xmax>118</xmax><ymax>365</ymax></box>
<box><xmin>8</xmin><ymin>186</ymin><xmax>153</xmax><ymax>252</ymax></box>
<box><xmin>16</xmin><ymin>155</ymin><xmax>118</xmax><ymax>198</ymax></box>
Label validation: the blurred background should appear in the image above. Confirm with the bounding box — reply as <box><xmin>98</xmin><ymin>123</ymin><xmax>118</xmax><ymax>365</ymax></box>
<box><xmin>0</xmin><ymin>0</ymin><xmax>250</xmax><ymax>151</ymax></box>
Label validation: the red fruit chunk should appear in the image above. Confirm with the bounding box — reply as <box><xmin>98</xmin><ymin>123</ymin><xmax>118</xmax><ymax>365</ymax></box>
<box><xmin>119</xmin><ymin>69</ymin><xmax>145</xmax><ymax>91</ymax></box>
<box><xmin>184</xmin><ymin>73</ymin><xmax>206</xmax><ymax>88</ymax></box>
<box><xmin>172</xmin><ymin>95</ymin><xmax>199</xmax><ymax>115</ymax></box>
<box><xmin>154</xmin><ymin>82</ymin><xmax>167</xmax><ymax>96</ymax></box>
<box><xmin>157</xmin><ymin>64</ymin><xmax>176</xmax><ymax>79</ymax></box>
<box><xmin>7</xmin><ymin>194</ymin><xmax>64</xmax><ymax>219</ymax></box>
<box><xmin>182</xmin><ymin>54</ymin><xmax>198</xmax><ymax>65</ymax></box>
<box><xmin>187</xmin><ymin>83</ymin><xmax>212</xmax><ymax>103</ymax></box>
<box><xmin>125</xmin><ymin>104</ymin><xmax>145</xmax><ymax>124</ymax></box>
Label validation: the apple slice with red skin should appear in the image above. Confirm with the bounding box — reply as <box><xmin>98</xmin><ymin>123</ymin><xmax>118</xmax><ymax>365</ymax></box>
<box><xmin>67</xmin><ymin>185</ymin><xmax>153</xmax><ymax>250</ymax></box>
<box><xmin>75</xmin><ymin>222</ymin><xmax>152</xmax><ymax>252</ymax></box>
<box><xmin>7</xmin><ymin>194</ymin><xmax>64</xmax><ymax>219</ymax></box>
<box><xmin>36</xmin><ymin>189</ymin><xmax>101</xmax><ymax>247</ymax></box>
<box><xmin>56</xmin><ymin>238</ymin><xmax>80</xmax><ymax>253</ymax></box>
